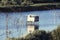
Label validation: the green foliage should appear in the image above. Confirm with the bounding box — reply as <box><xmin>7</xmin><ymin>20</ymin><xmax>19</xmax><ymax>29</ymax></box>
<box><xmin>22</xmin><ymin>26</ymin><xmax>60</xmax><ymax>40</ymax></box>
<box><xmin>51</xmin><ymin>26</ymin><xmax>60</xmax><ymax>40</ymax></box>
<box><xmin>23</xmin><ymin>30</ymin><xmax>52</xmax><ymax>40</ymax></box>
<box><xmin>9</xmin><ymin>26</ymin><xmax>60</xmax><ymax>40</ymax></box>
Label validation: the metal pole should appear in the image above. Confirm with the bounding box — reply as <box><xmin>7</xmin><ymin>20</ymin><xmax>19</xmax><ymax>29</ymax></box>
<box><xmin>6</xmin><ymin>13</ymin><xmax>9</xmax><ymax>39</ymax></box>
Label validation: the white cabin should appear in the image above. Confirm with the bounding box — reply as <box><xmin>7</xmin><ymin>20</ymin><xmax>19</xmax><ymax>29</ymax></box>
<box><xmin>27</xmin><ymin>14</ymin><xmax>39</xmax><ymax>22</ymax></box>
<box><xmin>27</xmin><ymin>24</ymin><xmax>39</xmax><ymax>33</ymax></box>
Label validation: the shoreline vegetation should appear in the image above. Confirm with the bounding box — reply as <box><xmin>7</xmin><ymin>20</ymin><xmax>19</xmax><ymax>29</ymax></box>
<box><xmin>0</xmin><ymin>4</ymin><xmax>60</xmax><ymax>12</ymax></box>
<box><xmin>0</xmin><ymin>0</ymin><xmax>60</xmax><ymax>12</ymax></box>
<box><xmin>8</xmin><ymin>25</ymin><xmax>60</xmax><ymax>40</ymax></box>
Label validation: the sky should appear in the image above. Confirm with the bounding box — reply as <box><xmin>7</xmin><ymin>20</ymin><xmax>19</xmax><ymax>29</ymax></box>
<box><xmin>0</xmin><ymin>9</ymin><xmax>60</xmax><ymax>40</ymax></box>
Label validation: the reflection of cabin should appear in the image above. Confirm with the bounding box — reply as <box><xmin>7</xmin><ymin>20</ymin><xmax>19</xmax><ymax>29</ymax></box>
<box><xmin>27</xmin><ymin>24</ymin><xmax>39</xmax><ymax>33</ymax></box>
<box><xmin>27</xmin><ymin>14</ymin><xmax>39</xmax><ymax>33</ymax></box>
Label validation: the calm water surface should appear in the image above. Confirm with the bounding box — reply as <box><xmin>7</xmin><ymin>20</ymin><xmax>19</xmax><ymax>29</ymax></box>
<box><xmin>0</xmin><ymin>9</ymin><xmax>60</xmax><ymax>40</ymax></box>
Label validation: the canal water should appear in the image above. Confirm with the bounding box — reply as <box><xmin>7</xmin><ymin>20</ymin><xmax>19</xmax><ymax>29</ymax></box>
<box><xmin>0</xmin><ymin>9</ymin><xmax>60</xmax><ymax>40</ymax></box>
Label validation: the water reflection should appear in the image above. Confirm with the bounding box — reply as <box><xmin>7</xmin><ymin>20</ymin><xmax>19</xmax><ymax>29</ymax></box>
<box><xmin>0</xmin><ymin>10</ymin><xmax>60</xmax><ymax>40</ymax></box>
<box><xmin>27</xmin><ymin>24</ymin><xmax>39</xmax><ymax>33</ymax></box>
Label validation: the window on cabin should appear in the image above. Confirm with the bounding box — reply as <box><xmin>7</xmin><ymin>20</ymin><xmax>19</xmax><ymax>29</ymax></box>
<box><xmin>35</xmin><ymin>16</ymin><xmax>39</xmax><ymax>22</ymax></box>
